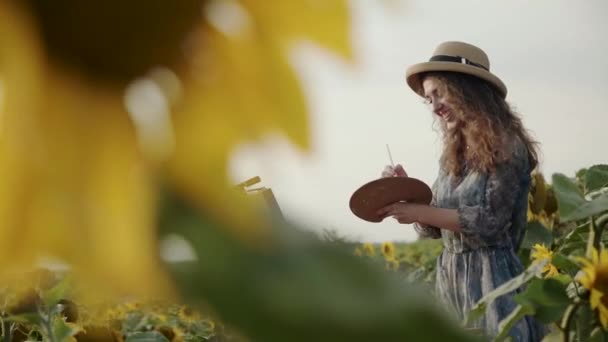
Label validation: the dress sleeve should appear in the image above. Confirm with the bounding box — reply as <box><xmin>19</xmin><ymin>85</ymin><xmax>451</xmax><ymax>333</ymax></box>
<box><xmin>413</xmin><ymin>178</ymin><xmax>442</xmax><ymax>239</ymax></box>
<box><xmin>457</xmin><ymin>141</ymin><xmax>530</xmax><ymax>243</ymax></box>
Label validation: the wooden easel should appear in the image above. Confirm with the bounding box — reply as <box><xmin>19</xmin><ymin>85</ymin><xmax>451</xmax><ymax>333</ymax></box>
<box><xmin>235</xmin><ymin>176</ymin><xmax>283</xmax><ymax>220</ymax></box>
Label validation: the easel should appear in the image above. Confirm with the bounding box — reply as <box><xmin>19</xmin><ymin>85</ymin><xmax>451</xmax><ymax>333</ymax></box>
<box><xmin>235</xmin><ymin>176</ymin><xmax>283</xmax><ymax>220</ymax></box>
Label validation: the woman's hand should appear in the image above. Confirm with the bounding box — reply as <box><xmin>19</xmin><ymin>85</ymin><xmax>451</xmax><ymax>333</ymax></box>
<box><xmin>381</xmin><ymin>163</ymin><xmax>408</xmax><ymax>178</ymax></box>
<box><xmin>377</xmin><ymin>202</ymin><xmax>423</xmax><ymax>224</ymax></box>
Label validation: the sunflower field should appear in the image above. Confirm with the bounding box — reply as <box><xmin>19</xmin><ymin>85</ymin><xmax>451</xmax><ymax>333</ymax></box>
<box><xmin>1</xmin><ymin>0</ymin><xmax>607</xmax><ymax>341</ymax></box>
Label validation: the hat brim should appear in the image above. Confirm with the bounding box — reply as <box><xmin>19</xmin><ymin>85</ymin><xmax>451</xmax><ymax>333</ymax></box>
<box><xmin>405</xmin><ymin>61</ymin><xmax>507</xmax><ymax>99</ymax></box>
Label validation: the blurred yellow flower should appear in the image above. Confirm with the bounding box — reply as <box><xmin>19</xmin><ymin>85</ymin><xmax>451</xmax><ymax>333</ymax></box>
<box><xmin>576</xmin><ymin>248</ymin><xmax>608</xmax><ymax>328</ymax></box>
<box><xmin>381</xmin><ymin>242</ymin><xmax>396</xmax><ymax>259</ymax></box>
<box><xmin>530</xmin><ymin>244</ymin><xmax>558</xmax><ymax>278</ymax></box>
<box><xmin>178</xmin><ymin>305</ymin><xmax>201</xmax><ymax>324</ymax></box>
<box><xmin>362</xmin><ymin>243</ymin><xmax>375</xmax><ymax>257</ymax></box>
<box><xmin>123</xmin><ymin>301</ymin><xmax>141</xmax><ymax>311</ymax></box>
<box><xmin>0</xmin><ymin>0</ymin><xmax>352</xmax><ymax>297</ymax></box>
<box><xmin>353</xmin><ymin>247</ymin><xmax>363</xmax><ymax>257</ymax></box>
<box><xmin>526</xmin><ymin>204</ymin><xmax>534</xmax><ymax>222</ymax></box>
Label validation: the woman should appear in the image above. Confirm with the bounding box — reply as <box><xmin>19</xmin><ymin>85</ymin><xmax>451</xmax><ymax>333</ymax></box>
<box><xmin>377</xmin><ymin>41</ymin><xmax>545</xmax><ymax>340</ymax></box>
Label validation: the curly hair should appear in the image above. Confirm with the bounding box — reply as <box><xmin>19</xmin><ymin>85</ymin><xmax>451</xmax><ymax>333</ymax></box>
<box><xmin>421</xmin><ymin>72</ymin><xmax>540</xmax><ymax>180</ymax></box>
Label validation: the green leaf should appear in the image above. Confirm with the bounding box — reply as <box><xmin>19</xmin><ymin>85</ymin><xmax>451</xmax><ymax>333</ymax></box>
<box><xmin>562</xmin><ymin>193</ymin><xmax>608</xmax><ymax>222</ymax></box>
<box><xmin>556</xmin><ymin>222</ymin><xmax>589</xmax><ymax>255</ymax></box>
<box><xmin>576</xmin><ymin>168</ymin><xmax>588</xmax><ymax>184</ymax></box>
<box><xmin>517</xmin><ymin>248</ymin><xmax>532</xmax><ymax>268</ymax></box>
<box><xmin>585</xmin><ymin>164</ymin><xmax>608</xmax><ymax>194</ymax></box>
<box><xmin>4</xmin><ymin>313</ymin><xmax>42</xmax><ymax>325</ymax></box>
<box><xmin>52</xmin><ymin>316</ymin><xmax>81</xmax><ymax>342</ymax></box>
<box><xmin>513</xmin><ymin>278</ymin><xmax>570</xmax><ymax>323</ymax></box>
<box><xmin>493</xmin><ymin>304</ymin><xmax>535</xmax><ymax>342</ymax></box>
<box><xmin>122</xmin><ymin>312</ymin><xmax>145</xmax><ymax>333</ymax></box>
<box><xmin>552</xmin><ymin>173</ymin><xmax>586</xmax><ymax>220</ymax></box>
<box><xmin>551</xmin><ymin>273</ymin><xmax>573</xmax><ymax>286</ymax></box>
<box><xmin>590</xmin><ymin>327</ymin><xmax>608</xmax><ymax>342</ymax></box>
<box><xmin>42</xmin><ymin>275</ymin><xmax>72</xmax><ymax>309</ymax></box>
<box><xmin>161</xmin><ymin>189</ymin><xmax>481</xmax><ymax>342</ymax></box>
<box><xmin>551</xmin><ymin>253</ymin><xmax>580</xmax><ymax>277</ymax></box>
<box><xmin>183</xmin><ymin>336</ymin><xmax>208</xmax><ymax>342</ymax></box>
<box><xmin>125</xmin><ymin>331</ymin><xmax>170</xmax><ymax>342</ymax></box>
<box><xmin>466</xmin><ymin>261</ymin><xmax>545</xmax><ymax>325</ymax></box>
<box><xmin>520</xmin><ymin>221</ymin><xmax>553</xmax><ymax>250</ymax></box>
<box><xmin>541</xmin><ymin>330</ymin><xmax>565</xmax><ymax>342</ymax></box>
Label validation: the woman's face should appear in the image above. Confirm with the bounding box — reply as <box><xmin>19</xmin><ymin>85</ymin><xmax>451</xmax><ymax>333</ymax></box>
<box><xmin>422</xmin><ymin>76</ymin><xmax>458</xmax><ymax>130</ymax></box>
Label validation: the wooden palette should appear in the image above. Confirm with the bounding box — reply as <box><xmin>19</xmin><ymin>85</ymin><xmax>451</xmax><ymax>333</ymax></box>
<box><xmin>349</xmin><ymin>177</ymin><xmax>432</xmax><ymax>222</ymax></box>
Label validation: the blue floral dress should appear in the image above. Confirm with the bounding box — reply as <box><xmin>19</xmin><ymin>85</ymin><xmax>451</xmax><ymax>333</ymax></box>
<box><xmin>414</xmin><ymin>138</ymin><xmax>546</xmax><ymax>341</ymax></box>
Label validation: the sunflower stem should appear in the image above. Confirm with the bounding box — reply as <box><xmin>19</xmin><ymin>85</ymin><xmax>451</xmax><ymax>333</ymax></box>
<box><xmin>593</xmin><ymin>216</ymin><xmax>606</xmax><ymax>249</ymax></box>
<box><xmin>586</xmin><ymin>219</ymin><xmax>600</xmax><ymax>259</ymax></box>
<box><xmin>560</xmin><ymin>301</ymin><xmax>581</xmax><ymax>342</ymax></box>
<box><xmin>576</xmin><ymin>303</ymin><xmax>592</xmax><ymax>342</ymax></box>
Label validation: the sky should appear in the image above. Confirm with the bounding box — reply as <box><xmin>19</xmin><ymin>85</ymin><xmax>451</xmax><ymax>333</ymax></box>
<box><xmin>229</xmin><ymin>0</ymin><xmax>608</xmax><ymax>243</ymax></box>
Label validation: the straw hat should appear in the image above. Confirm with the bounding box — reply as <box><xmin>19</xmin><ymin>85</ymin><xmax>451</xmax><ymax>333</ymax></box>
<box><xmin>405</xmin><ymin>41</ymin><xmax>507</xmax><ymax>99</ymax></box>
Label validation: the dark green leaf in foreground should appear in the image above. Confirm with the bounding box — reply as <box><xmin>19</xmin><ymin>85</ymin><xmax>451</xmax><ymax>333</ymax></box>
<box><xmin>159</xmin><ymin>189</ymin><xmax>480</xmax><ymax>342</ymax></box>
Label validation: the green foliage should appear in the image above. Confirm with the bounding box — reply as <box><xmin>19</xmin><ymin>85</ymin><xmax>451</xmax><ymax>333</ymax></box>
<box><xmin>161</xmin><ymin>189</ymin><xmax>479</xmax><ymax>342</ymax></box>
<box><xmin>0</xmin><ymin>281</ymin><xmax>230</xmax><ymax>341</ymax></box>
<box><xmin>552</xmin><ymin>173</ymin><xmax>587</xmax><ymax>221</ymax></box>
<box><xmin>465</xmin><ymin>260</ymin><xmax>545</xmax><ymax>326</ymax></box>
<box><xmin>2</xmin><ymin>164</ymin><xmax>606</xmax><ymax>341</ymax></box>
<box><xmin>514</xmin><ymin>278</ymin><xmax>570</xmax><ymax>323</ymax></box>
<box><xmin>457</xmin><ymin>163</ymin><xmax>608</xmax><ymax>340</ymax></box>
<box><xmin>584</xmin><ymin>165</ymin><xmax>608</xmax><ymax>194</ymax></box>
<box><xmin>519</xmin><ymin>221</ymin><xmax>553</xmax><ymax>250</ymax></box>
<box><xmin>125</xmin><ymin>331</ymin><xmax>170</xmax><ymax>342</ymax></box>
<box><xmin>499</xmin><ymin>164</ymin><xmax>608</xmax><ymax>340</ymax></box>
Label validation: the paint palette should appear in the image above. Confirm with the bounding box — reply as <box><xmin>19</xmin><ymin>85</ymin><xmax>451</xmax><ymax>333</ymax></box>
<box><xmin>349</xmin><ymin>177</ymin><xmax>433</xmax><ymax>222</ymax></box>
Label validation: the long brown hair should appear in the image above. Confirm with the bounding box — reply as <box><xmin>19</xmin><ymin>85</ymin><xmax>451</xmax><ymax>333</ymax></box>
<box><xmin>422</xmin><ymin>71</ymin><xmax>540</xmax><ymax>179</ymax></box>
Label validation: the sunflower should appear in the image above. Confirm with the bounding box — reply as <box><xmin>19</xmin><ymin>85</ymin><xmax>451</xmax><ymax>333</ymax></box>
<box><xmin>178</xmin><ymin>305</ymin><xmax>201</xmax><ymax>324</ymax></box>
<box><xmin>362</xmin><ymin>243</ymin><xmax>375</xmax><ymax>257</ymax></box>
<box><xmin>576</xmin><ymin>248</ymin><xmax>608</xmax><ymax>328</ymax></box>
<box><xmin>0</xmin><ymin>0</ymin><xmax>352</xmax><ymax>297</ymax></box>
<box><xmin>530</xmin><ymin>244</ymin><xmax>559</xmax><ymax>278</ymax></box>
<box><xmin>381</xmin><ymin>242</ymin><xmax>396</xmax><ymax>259</ymax></box>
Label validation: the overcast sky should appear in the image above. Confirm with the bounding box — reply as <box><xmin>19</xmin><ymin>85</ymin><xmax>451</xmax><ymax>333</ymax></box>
<box><xmin>229</xmin><ymin>0</ymin><xmax>608</xmax><ymax>243</ymax></box>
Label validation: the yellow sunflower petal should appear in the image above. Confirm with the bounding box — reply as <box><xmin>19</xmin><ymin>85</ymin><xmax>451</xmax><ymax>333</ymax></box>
<box><xmin>600</xmin><ymin>249</ymin><xmax>608</xmax><ymax>265</ymax></box>
<box><xmin>577</xmin><ymin>268</ymin><xmax>595</xmax><ymax>289</ymax></box>
<box><xmin>592</xmin><ymin>248</ymin><xmax>600</xmax><ymax>264</ymax></box>
<box><xmin>598</xmin><ymin>302</ymin><xmax>608</xmax><ymax>328</ymax></box>
<box><xmin>239</xmin><ymin>0</ymin><xmax>352</xmax><ymax>59</ymax></box>
<box><xmin>170</xmin><ymin>10</ymin><xmax>353</xmax><ymax>242</ymax></box>
<box><xmin>590</xmin><ymin>289</ymin><xmax>603</xmax><ymax>309</ymax></box>
<box><xmin>0</xmin><ymin>0</ymin><xmax>46</xmax><ymax>271</ymax></box>
<box><xmin>1</xmin><ymin>0</ymin><xmax>354</xmax><ymax>296</ymax></box>
<box><xmin>575</xmin><ymin>256</ymin><xmax>595</xmax><ymax>269</ymax></box>
<box><xmin>0</xmin><ymin>2</ymin><xmax>173</xmax><ymax>296</ymax></box>
<box><xmin>544</xmin><ymin>264</ymin><xmax>559</xmax><ymax>278</ymax></box>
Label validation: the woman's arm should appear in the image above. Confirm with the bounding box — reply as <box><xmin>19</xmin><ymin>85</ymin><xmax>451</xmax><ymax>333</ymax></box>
<box><xmin>414</xmin><ymin>205</ymin><xmax>461</xmax><ymax>233</ymax></box>
<box><xmin>377</xmin><ymin>202</ymin><xmax>462</xmax><ymax>233</ymax></box>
